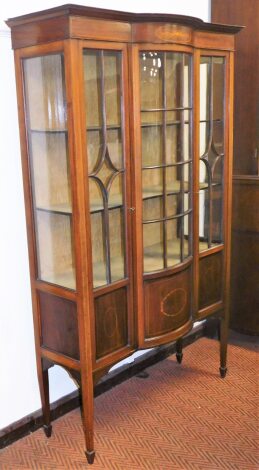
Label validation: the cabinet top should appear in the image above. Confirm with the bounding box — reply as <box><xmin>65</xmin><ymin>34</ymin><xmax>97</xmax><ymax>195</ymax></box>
<box><xmin>6</xmin><ymin>4</ymin><xmax>243</xmax><ymax>50</ymax></box>
<box><xmin>6</xmin><ymin>3</ymin><xmax>242</xmax><ymax>33</ymax></box>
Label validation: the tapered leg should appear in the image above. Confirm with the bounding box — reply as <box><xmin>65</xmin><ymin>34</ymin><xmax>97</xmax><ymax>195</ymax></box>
<box><xmin>81</xmin><ymin>373</ymin><xmax>95</xmax><ymax>464</ymax></box>
<box><xmin>219</xmin><ymin>316</ymin><xmax>228</xmax><ymax>378</ymax></box>
<box><xmin>176</xmin><ymin>338</ymin><xmax>183</xmax><ymax>364</ymax></box>
<box><xmin>38</xmin><ymin>363</ymin><xmax>52</xmax><ymax>437</ymax></box>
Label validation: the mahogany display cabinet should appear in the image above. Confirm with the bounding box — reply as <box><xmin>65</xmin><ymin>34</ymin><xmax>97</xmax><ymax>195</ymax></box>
<box><xmin>6</xmin><ymin>5</ymin><xmax>241</xmax><ymax>464</ymax></box>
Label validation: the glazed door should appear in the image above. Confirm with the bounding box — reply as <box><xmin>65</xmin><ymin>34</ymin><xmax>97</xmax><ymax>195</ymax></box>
<box><xmin>81</xmin><ymin>42</ymin><xmax>134</xmax><ymax>368</ymax></box>
<box><xmin>197</xmin><ymin>51</ymin><xmax>229</xmax><ymax>317</ymax></box>
<box><xmin>132</xmin><ymin>46</ymin><xmax>194</xmax><ymax>347</ymax></box>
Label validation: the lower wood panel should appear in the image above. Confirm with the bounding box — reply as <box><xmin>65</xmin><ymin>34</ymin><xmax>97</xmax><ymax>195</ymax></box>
<box><xmin>39</xmin><ymin>291</ymin><xmax>80</xmax><ymax>360</ymax></box>
<box><xmin>95</xmin><ymin>287</ymin><xmax>128</xmax><ymax>360</ymax></box>
<box><xmin>231</xmin><ymin>232</ymin><xmax>259</xmax><ymax>334</ymax></box>
<box><xmin>144</xmin><ymin>267</ymin><xmax>191</xmax><ymax>339</ymax></box>
<box><xmin>199</xmin><ymin>251</ymin><xmax>223</xmax><ymax>311</ymax></box>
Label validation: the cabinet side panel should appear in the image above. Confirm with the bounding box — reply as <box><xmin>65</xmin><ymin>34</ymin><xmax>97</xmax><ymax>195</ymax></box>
<box><xmin>144</xmin><ymin>267</ymin><xmax>191</xmax><ymax>338</ymax></box>
<box><xmin>95</xmin><ymin>287</ymin><xmax>128</xmax><ymax>360</ymax></box>
<box><xmin>39</xmin><ymin>291</ymin><xmax>80</xmax><ymax>360</ymax></box>
<box><xmin>199</xmin><ymin>251</ymin><xmax>223</xmax><ymax>310</ymax></box>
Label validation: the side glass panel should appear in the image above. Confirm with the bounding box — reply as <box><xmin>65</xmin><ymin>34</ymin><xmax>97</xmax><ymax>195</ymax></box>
<box><xmin>199</xmin><ymin>56</ymin><xmax>225</xmax><ymax>251</ymax></box>
<box><xmin>83</xmin><ymin>50</ymin><xmax>126</xmax><ymax>288</ymax></box>
<box><xmin>140</xmin><ymin>51</ymin><xmax>192</xmax><ymax>273</ymax></box>
<box><xmin>23</xmin><ymin>54</ymin><xmax>76</xmax><ymax>290</ymax></box>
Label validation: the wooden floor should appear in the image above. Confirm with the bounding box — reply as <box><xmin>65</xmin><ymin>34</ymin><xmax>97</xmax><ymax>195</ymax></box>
<box><xmin>0</xmin><ymin>336</ymin><xmax>258</xmax><ymax>469</ymax></box>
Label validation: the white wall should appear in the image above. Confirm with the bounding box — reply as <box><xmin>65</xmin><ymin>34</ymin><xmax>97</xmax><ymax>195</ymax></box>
<box><xmin>0</xmin><ymin>0</ymin><xmax>209</xmax><ymax>431</ymax></box>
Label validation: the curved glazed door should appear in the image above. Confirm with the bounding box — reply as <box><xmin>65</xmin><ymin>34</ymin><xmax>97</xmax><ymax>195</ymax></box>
<box><xmin>198</xmin><ymin>52</ymin><xmax>228</xmax><ymax>317</ymax></box>
<box><xmin>132</xmin><ymin>46</ymin><xmax>194</xmax><ymax>347</ymax></box>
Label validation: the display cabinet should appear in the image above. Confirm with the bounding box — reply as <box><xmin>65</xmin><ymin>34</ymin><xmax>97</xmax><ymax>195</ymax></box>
<box><xmin>6</xmin><ymin>5</ymin><xmax>241</xmax><ymax>463</ymax></box>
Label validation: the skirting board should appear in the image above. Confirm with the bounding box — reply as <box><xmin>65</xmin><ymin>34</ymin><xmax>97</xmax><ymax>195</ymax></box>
<box><xmin>0</xmin><ymin>323</ymin><xmax>205</xmax><ymax>449</ymax></box>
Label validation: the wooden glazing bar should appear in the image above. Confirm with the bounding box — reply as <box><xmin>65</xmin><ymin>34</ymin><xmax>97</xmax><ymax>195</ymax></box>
<box><xmin>208</xmin><ymin>57</ymin><xmax>214</xmax><ymax>248</ymax></box>
<box><xmin>100</xmin><ymin>51</ymin><xmax>111</xmax><ymax>284</ymax></box>
<box><xmin>119</xmin><ymin>49</ymin><xmax>127</xmax><ymax>281</ymax></box>
<box><xmin>188</xmin><ymin>54</ymin><xmax>193</xmax><ymax>256</ymax></box>
<box><xmin>142</xmin><ymin>159</ymin><xmax>192</xmax><ymax>169</ymax></box>
<box><xmin>143</xmin><ymin>208</ymin><xmax>192</xmax><ymax>224</ymax></box>
<box><xmin>141</xmin><ymin>106</ymin><xmax>192</xmax><ymax>112</ymax></box>
<box><xmin>162</xmin><ymin>52</ymin><xmax>167</xmax><ymax>269</ymax></box>
<box><xmin>179</xmin><ymin>54</ymin><xmax>185</xmax><ymax>261</ymax></box>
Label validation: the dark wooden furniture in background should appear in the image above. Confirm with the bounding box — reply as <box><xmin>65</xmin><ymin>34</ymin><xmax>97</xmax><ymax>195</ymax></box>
<box><xmin>7</xmin><ymin>5</ymin><xmax>240</xmax><ymax>463</ymax></box>
<box><xmin>212</xmin><ymin>0</ymin><xmax>259</xmax><ymax>335</ymax></box>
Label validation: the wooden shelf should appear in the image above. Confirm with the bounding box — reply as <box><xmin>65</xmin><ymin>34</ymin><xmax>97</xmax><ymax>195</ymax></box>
<box><xmin>30</xmin><ymin>128</ymin><xmax>67</xmax><ymax>133</ymax></box>
<box><xmin>87</xmin><ymin>124</ymin><xmax>121</xmax><ymax>132</ymax></box>
<box><xmin>199</xmin><ymin>240</ymin><xmax>221</xmax><ymax>252</ymax></box>
<box><xmin>36</xmin><ymin>203</ymin><xmax>72</xmax><ymax>215</ymax></box>
<box><xmin>144</xmin><ymin>240</ymin><xmax>183</xmax><ymax>272</ymax></box>
<box><xmin>41</xmin><ymin>270</ymin><xmax>76</xmax><ymax>290</ymax></box>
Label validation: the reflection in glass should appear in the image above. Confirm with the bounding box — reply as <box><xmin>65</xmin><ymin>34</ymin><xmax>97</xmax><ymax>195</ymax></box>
<box><xmin>83</xmin><ymin>49</ymin><xmax>126</xmax><ymax>287</ymax></box>
<box><xmin>140</xmin><ymin>50</ymin><xmax>192</xmax><ymax>272</ymax></box>
<box><xmin>23</xmin><ymin>54</ymin><xmax>75</xmax><ymax>289</ymax></box>
<box><xmin>199</xmin><ymin>56</ymin><xmax>225</xmax><ymax>251</ymax></box>
<box><xmin>140</xmin><ymin>52</ymin><xmax>163</xmax><ymax>110</ymax></box>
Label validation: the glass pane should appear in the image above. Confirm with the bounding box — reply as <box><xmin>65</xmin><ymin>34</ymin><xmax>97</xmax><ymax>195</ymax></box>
<box><xmin>199</xmin><ymin>56</ymin><xmax>225</xmax><ymax>251</ymax></box>
<box><xmin>199</xmin><ymin>188</ymin><xmax>209</xmax><ymax>251</ymax></box>
<box><xmin>142</xmin><ymin>168</ymin><xmax>163</xmax><ymax>197</ymax></box>
<box><xmin>141</xmin><ymin>110</ymin><xmax>163</xmax><ymax>126</ymax></box>
<box><xmin>104</xmin><ymin>52</ymin><xmax>121</xmax><ymax>126</ymax></box>
<box><xmin>200</xmin><ymin>121</ymin><xmax>210</xmax><ymax>157</ymax></box>
<box><xmin>87</xmin><ymin>130</ymin><xmax>102</xmax><ymax>173</ymax></box>
<box><xmin>109</xmin><ymin>173</ymin><xmax>123</xmax><ymax>209</ymax></box>
<box><xmin>142</xmin><ymin>125</ymin><xmax>163</xmax><ymax>167</ymax></box>
<box><xmin>166</xmin><ymin>194</ymin><xmax>181</xmax><ymax>217</ymax></box>
<box><xmin>184</xmin><ymin>54</ymin><xmax>191</xmax><ymax>108</ymax></box>
<box><xmin>30</xmin><ymin>132</ymin><xmax>71</xmax><ymax>212</ymax></box>
<box><xmin>183</xmin><ymin>214</ymin><xmax>191</xmax><ymax>259</ymax></box>
<box><xmin>107</xmin><ymin>129</ymin><xmax>123</xmax><ymax>169</ymax></box>
<box><xmin>91</xmin><ymin>212</ymin><xmax>106</xmax><ymax>288</ymax></box>
<box><xmin>89</xmin><ymin>178</ymin><xmax>104</xmax><ymax>212</ymax></box>
<box><xmin>36</xmin><ymin>211</ymin><xmax>75</xmax><ymax>289</ymax></box>
<box><xmin>84</xmin><ymin>49</ymin><xmax>126</xmax><ymax>287</ymax></box>
<box><xmin>212</xmin><ymin>184</ymin><xmax>223</xmax><ymax>243</ymax></box>
<box><xmin>140</xmin><ymin>52</ymin><xmax>163</xmax><ymax>109</ymax></box>
<box><xmin>183</xmin><ymin>112</ymin><xmax>191</xmax><ymax>161</ymax></box>
<box><xmin>143</xmin><ymin>222</ymin><xmax>163</xmax><ymax>272</ymax></box>
<box><xmin>166</xmin><ymin>124</ymin><xmax>180</xmax><ymax>164</ymax></box>
<box><xmin>167</xmin><ymin>219</ymin><xmax>181</xmax><ymax>267</ymax></box>
<box><xmin>200</xmin><ymin>57</ymin><xmax>210</xmax><ymax>122</ymax></box>
<box><xmin>212</xmin><ymin>120</ymin><xmax>224</xmax><ymax>155</ymax></box>
<box><xmin>23</xmin><ymin>55</ymin><xmax>67</xmax><ymax>131</ymax></box>
<box><xmin>165</xmin><ymin>52</ymin><xmax>181</xmax><ymax>108</ymax></box>
<box><xmin>109</xmin><ymin>208</ymin><xmax>125</xmax><ymax>282</ymax></box>
<box><xmin>213</xmin><ymin>57</ymin><xmax>224</xmax><ymax>121</ymax></box>
<box><xmin>83</xmin><ymin>51</ymin><xmax>102</xmax><ymax>128</ymax></box>
<box><xmin>143</xmin><ymin>197</ymin><xmax>163</xmax><ymax>221</ymax></box>
<box><xmin>23</xmin><ymin>54</ymin><xmax>75</xmax><ymax>290</ymax></box>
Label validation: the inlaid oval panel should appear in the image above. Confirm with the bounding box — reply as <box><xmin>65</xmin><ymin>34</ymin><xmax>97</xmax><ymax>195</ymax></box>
<box><xmin>161</xmin><ymin>288</ymin><xmax>187</xmax><ymax>317</ymax></box>
<box><xmin>144</xmin><ymin>266</ymin><xmax>191</xmax><ymax>339</ymax></box>
<box><xmin>199</xmin><ymin>251</ymin><xmax>223</xmax><ymax>310</ymax></box>
<box><xmin>103</xmin><ymin>307</ymin><xmax>118</xmax><ymax>338</ymax></box>
<box><xmin>95</xmin><ymin>287</ymin><xmax>128</xmax><ymax>360</ymax></box>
